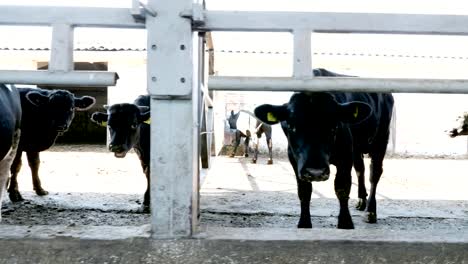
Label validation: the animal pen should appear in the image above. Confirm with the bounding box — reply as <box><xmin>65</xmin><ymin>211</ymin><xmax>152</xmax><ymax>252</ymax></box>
<box><xmin>0</xmin><ymin>0</ymin><xmax>467</xmax><ymax>261</ymax></box>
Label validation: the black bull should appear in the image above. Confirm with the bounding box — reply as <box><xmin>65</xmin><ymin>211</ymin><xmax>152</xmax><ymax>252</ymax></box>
<box><xmin>254</xmin><ymin>68</ymin><xmax>394</xmax><ymax>229</ymax></box>
<box><xmin>90</xmin><ymin>95</ymin><xmax>151</xmax><ymax>212</ymax></box>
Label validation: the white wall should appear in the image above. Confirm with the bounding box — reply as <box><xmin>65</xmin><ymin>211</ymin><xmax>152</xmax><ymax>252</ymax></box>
<box><xmin>2</xmin><ymin>48</ymin><xmax>468</xmax><ymax>157</ymax></box>
<box><xmin>212</xmin><ymin>47</ymin><xmax>468</xmax><ymax>157</ymax></box>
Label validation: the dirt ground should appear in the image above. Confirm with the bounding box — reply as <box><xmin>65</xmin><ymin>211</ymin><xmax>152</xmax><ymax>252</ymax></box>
<box><xmin>1</xmin><ymin>144</ymin><xmax>467</xmax><ymax>233</ymax></box>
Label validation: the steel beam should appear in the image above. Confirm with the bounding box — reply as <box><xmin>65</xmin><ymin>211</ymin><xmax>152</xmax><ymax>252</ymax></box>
<box><xmin>0</xmin><ymin>70</ymin><xmax>118</xmax><ymax>86</ymax></box>
<box><xmin>0</xmin><ymin>6</ymin><xmax>144</xmax><ymax>28</ymax></box>
<box><xmin>49</xmin><ymin>24</ymin><xmax>74</xmax><ymax>71</ymax></box>
<box><xmin>208</xmin><ymin>76</ymin><xmax>468</xmax><ymax>94</ymax></box>
<box><xmin>293</xmin><ymin>29</ymin><xmax>313</xmax><ymax>77</ymax></box>
<box><xmin>147</xmin><ymin>0</ymin><xmax>199</xmax><ymax>238</ymax></box>
<box><xmin>198</xmin><ymin>11</ymin><xmax>468</xmax><ymax>35</ymax></box>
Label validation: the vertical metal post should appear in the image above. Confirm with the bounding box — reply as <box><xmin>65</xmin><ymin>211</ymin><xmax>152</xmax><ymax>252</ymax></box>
<box><xmin>50</xmin><ymin>24</ymin><xmax>74</xmax><ymax>71</ymax></box>
<box><xmin>147</xmin><ymin>0</ymin><xmax>199</xmax><ymax>238</ymax></box>
<box><xmin>293</xmin><ymin>29</ymin><xmax>312</xmax><ymax>77</ymax></box>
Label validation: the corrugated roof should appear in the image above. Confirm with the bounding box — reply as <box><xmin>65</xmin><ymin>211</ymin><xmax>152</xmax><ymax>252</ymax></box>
<box><xmin>3</xmin><ymin>27</ymin><xmax>468</xmax><ymax>59</ymax></box>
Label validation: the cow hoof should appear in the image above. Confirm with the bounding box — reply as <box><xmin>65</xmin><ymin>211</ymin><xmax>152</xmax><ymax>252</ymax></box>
<box><xmin>267</xmin><ymin>159</ymin><xmax>273</xmax><ymax>165</ymax></box>
<box><xmin>252</xmin><ymin>159</ymin><xmax>257</xmax><ymax>164</ymax></box>
<box><xmin>9</xmin><ymin>191</ymin><xmax>24</xmax><ymax>202</ymax></box>
<box><xmin>338</xmin><ymin>214</ymin><xmax>355</xmax><ymax>229</ymax></box>
<box><xmin>138</xmin><ymin>204</ymin><xmax>151</xmax><ymax>214</ymax></box>
<box><xmin>365</xmin><ymin>212</ymin><xmax>377</xmax><ymax>223</ymax></box>
<box><xmin>297</xmin><ymin>220</ymin><xmax>312</xmax><ymax>228</ymax></box>
<box><xmin>35</xmin><ymin>189</ymin><xmax>49</xmax><ymax>196</ymax></box>
<box><xmin>337</xmin><ymin>220</ymin><xmax>355</xmax><ymax>229</ymax></box>
<box><xmin>355</xmin><ymin>198</ymin><xmax>367</xmax><ymax>211</ymax></box>
<box><xmin>244</xmin><ymin>153</ymin><xmax>249</xmax><ymax>158</ymax></box>
<box><xmin>229</xmin><ymin>153</ymin><xmax>235</xmax><ymax>158</ymax></box>
<box><xmin>297</xmin><ymin>223</ymin><xmax>312</xmax><ymax>228</ymax></box>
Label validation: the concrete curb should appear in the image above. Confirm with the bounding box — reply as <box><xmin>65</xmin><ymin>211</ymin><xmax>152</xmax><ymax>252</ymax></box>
<box><xmin>0</xmin><ymin>225</ymin><xmax>466</xmax><ymax>263</ymax></box>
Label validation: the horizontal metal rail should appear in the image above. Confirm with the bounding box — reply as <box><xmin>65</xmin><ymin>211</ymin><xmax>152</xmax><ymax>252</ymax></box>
<box><xmin>0</xmin><ymin>70</ymin><xmax>118</xmax><ymax>86</ymax></box>
<box><xmin>0</xmin><ymin>6</ymin><xmax>145</xmax><ymax>28</ymax></box>
<box><xmin>198</xmin><ymin>11</ymin><xmax>468</xmax><ymax>35</ymax></box>
<box><xmin>208</xmin><ymin>76</ymin><xmax>468</xmax><ymax>94</ymax></box>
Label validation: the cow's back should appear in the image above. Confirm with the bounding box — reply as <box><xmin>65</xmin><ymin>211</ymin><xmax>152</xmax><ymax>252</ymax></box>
<box><xmin>0</xmin><ymin>84</ymin><xmax>21</xmax><ymax>160</ymax></box>
<box><xmin>335</xmin><ymin>92</ymin><xmax>394</xmax><ymax>154</ymax></box>
<box><xmin>313</xmin><ymin>69</ymin><xmax>394</xmax><ymax>152</ymax></box>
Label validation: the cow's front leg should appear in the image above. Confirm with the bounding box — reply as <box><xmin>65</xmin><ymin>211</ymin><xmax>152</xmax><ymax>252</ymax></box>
<box><xmin>142</xmin><ymin>165</ymin><xmax>150</xmax><ymax>213</ymax></box>
<box><xmin>27</xmin><ymin>152</ymin><xmax>48</xmax><ymax>196</ymax></box>
<box><xmin>353</xmin><ymin>153</ymin><xmax>367</xmax><ymax>211</ymax></box>
<box><xmin>266</xmin><ymin>137</ymin><xmax>273</xmax><ymax>165</ymax></box>
<box><xmin>335</xmin><ymin>168</ymin><xmax>354</xmax><ymax>229</ymax></box>
<box><xmin>297</xmin><ymin>179</ymin><xmax>312</xmax><ymax>228</ymax></box>
<box><xmin>366</xmin><ymin>156</ymin><xmax>384</xmax><ymax>223</ymax></box>
<box><xmin>243</xmin><ymin>130</ymin><xmax>251</xmax><ymax>157</ymax></box>
<box><xmin>8</xmin><ymin>149</ymin><xmax>24</xmax><ymax>202</ymax></box>
<box><xmin>252</xmin><ymin>136</ymin><xmax>259</xmax><ymax>163</ymax></box>
<box><xmin>290</xmin><ymin>151</ymin><xmax>312</xmax><ymax>228</ymax></box>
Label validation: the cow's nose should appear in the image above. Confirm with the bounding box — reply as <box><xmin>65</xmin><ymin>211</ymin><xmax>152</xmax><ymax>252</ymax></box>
<box><xmin>300</xmin><ymin>167</ymin><xmax>330</xmax><ymax>182</ymax></box>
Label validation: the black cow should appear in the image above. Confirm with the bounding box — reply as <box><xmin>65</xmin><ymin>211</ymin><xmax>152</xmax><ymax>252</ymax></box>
<box><xmin>449</xmin><ymin>112</ymin><xmax>468</xmax><ymax>137</ymax></box>
<box><xmin>0</xmin><ymin>84</ymin><xmax>21</xmax><ymax>220</ymax></box>
<box><xmin>7</xmin><ymin>88</ymin><xmax>96</xmax><ymax>202</ymax></box>
<box><xmin>254</xmin><ymin>68</ymin><xmax>394</xmax><ymax>229</ymax></box>
<box><xmin>90</xmin><ymin>95</ymin><xmax>151</xmax><ymax>212</ymax></box>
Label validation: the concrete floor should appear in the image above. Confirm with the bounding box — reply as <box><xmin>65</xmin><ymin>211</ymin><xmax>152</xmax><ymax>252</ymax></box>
<box><xmin>0</xmin><ymin>146</ymin><xmax>467</xmax><ymax>263</ymax></box>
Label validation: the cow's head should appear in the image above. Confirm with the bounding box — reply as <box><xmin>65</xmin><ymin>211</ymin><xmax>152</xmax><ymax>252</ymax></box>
<box><xmin>254</xmin><ymin>93</ymin><xmax>372</xmax><ymax>182</ymax></box>
<box><xmin>25</xmin><ymin>90</ymin><xmax>96</xmax><ymax>134</ymax></box>
<box><xmin>449</xmin><ymin>112</ymin><xmax>468</xmax><ymax>137</ymax></box>
<box><xmin>90</xmin><ymin>104</ymin><xmax>150</xmax><ymax>158</ymax></box>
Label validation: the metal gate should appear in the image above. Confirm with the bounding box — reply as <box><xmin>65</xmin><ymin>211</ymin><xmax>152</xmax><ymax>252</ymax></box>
<box><xmin>2</xmin><ymin>0</ymin><xmax>468</xmax><ymax>238</ymax></box>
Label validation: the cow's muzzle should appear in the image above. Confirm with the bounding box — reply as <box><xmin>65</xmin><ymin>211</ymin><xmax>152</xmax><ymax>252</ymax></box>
<box><xmin>299</xmin><ymin>168</ymin><xmax>330</xmax><ymax>182</ymax></box>
<box><xmin>109</xmin><ymin>144</ymin><xmax>128</xmax><ymax>158</ymax></box>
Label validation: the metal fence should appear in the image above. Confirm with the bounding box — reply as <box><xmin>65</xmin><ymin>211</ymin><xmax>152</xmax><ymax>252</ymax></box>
<box><xmin>2</xmin><ymin>1</ymin><xmax>468</xmax><ymax>238</ymax></box>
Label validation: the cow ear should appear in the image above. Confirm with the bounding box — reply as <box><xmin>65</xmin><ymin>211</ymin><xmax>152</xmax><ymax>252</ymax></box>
<box><xmin>254</xmin><ymin>104</ymin><xmax>288</xmax><ymax>125</ymax></box>
<box><xmin>338</xmin><ymin>101</ymin><xmax>372</xmax><ymax>124</ymax></box>
<box><xmin>25</xmin><ymin>91</ymin><xmax>49</xmax><ymax>106</ymax></box>
<box><xmin>75</xmin><ymin>96</ymin><xmax>96</xmax><ymax>111</ymax></box>
<box><xmin>138</xmin><ymin>110</ymin><xmax>151</xmax><ymax>125</ymax></box>
<box><xmin>90</xmin><ymin>112</ymin><xmax>108</xmax><ymax>127</ymax></box>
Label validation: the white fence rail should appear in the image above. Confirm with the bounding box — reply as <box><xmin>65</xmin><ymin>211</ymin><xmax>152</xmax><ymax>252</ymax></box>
<box><xmin>209</xmin><ymin>76</ymin><xmax>468</xmax><ymax>94</ymax></box>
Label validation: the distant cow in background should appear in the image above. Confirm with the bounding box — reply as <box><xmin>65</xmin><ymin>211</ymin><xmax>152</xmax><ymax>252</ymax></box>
<box><xmin>8</xmin><ymin>88</ymin><xmax>96</xmax><ymax>202</ymax></box>
<box><xmin>90</xmin><ymin>95</ymin><xmax>151</xmax><ymax>212</ymax></box>
<box><xmin>449</xmin><ymin>112</ymin><xmax>468</xmax><ymax>137</ymax></box>
<box><xmin>254</xmin><ymin>68</ymin><xmax>394</xmax><ymax>229</ymax></box>
<box><xmin>227</xmin><ymin>110</ymin><xmax>273</xmax><ymax>164</ymax></box>
<box><xmin>0</xmin><ymin>84</ymin><xmax>21</xmax><ymax>220</ymax></box>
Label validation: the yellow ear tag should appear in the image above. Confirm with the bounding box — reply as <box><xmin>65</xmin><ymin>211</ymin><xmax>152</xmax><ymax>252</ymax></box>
<box><xmin>100</xmin><ymin>121</ymin><xmax>107</xmax><ymax>127</ymax></box>
<box><xmin>267</xmin><ymin>112</ymin><xmax>277</xmax><ymax>122</ymax></box>
<box><xmin>144</xmin><ymin>118</ymin><xmax>151</xmax><ymax>125</ymax></box>
<box><xmin>353</xmin><ymin>107</ymin><xmax>359</xmax><ymax>119</ymax></box>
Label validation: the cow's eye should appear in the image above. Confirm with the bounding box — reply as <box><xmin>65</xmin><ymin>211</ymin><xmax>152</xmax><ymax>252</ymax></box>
<box><xmin>131</xmin><ymin>124</ymin><xmax>138</xmax><ymax>130</ymax></box>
